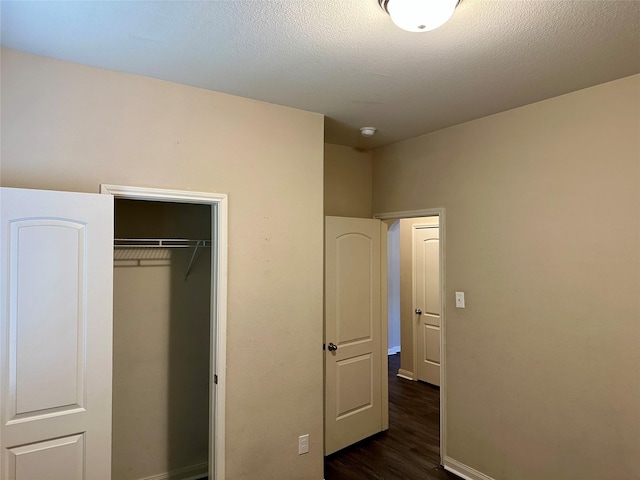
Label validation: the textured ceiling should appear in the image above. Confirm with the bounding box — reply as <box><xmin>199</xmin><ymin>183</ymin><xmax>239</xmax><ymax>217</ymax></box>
<box><xmin>1</xmin><ymin>0</ymin><xmax>639</xmax><ymax>148</ymax></box>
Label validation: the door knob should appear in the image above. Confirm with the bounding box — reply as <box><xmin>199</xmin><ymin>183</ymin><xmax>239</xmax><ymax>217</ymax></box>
<box><xmin>415</xmin><ymin>308</ymin><xmax>422</xmax><ymax>315</ymax></box>
<box><xmin>327</xmin><ymin>342</ymin><xmax>338</xmax><ymax>352</ymax></box>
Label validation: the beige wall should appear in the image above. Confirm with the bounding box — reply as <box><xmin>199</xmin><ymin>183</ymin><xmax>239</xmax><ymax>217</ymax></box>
<box><xmin>1</xmin><ymin>49</ymin><xmax>325</xmax><ymax>480</ymax></box>
<box><xmin>373</xmin><ymin>75</ymin><xmax>640</xmax><ymax>480</ymax></box>
<box><xmin>324</xmin><ymin>143</ymin><xmax>372</xmax><ymax>217</ymax></box>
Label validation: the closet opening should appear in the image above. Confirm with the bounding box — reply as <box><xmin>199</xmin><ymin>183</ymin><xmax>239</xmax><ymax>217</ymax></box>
<box><xmin>101</xmin><ymin>184</ymin><xmax>227</xmax><ymax>480</ymax></box>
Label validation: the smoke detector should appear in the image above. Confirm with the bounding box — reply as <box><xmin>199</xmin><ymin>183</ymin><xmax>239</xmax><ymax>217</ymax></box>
<box><xmin>360</xmin><ymin>127</ymin><xmax>377</xmax><ymax>138</ymax></box>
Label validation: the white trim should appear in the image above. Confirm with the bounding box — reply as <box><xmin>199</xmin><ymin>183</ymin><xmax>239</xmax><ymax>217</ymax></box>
<box><xmin>212</xmin><ymin>194</ymin><xmax>228</xmax><ymax>480</ymax></box>
<box><xmin>396</xmin><ymin>369</ymin><xmax>414</xmax><ymax>380</ymax></box>
<box><xmin>443</xmin><ymin>457</ymin><xmax>495</xmax><ymax>480</ymax></box>
<box><xmin>100</xmin><ymin>184</ymin><xmax>222</xmax><ymax>204</ymax></box>
<box><xmin>439</xmin><ymin>209</ymin><xmax>447</xmax><ymax>465</ymax></box>
<box><xmin>100</xmin><ymin>184</ymin><xmax>227</xmax><ymax>480</ymax></box>
<box><xmin>380</xmin><ymin>221</ymin><xmax>389</xmax><ymax>431</ymax></box>
<box><xmin>374</xmin><ymin>208</ymin><xmax>442</xmax><ymax>220</ymax></box>
<box><xmin>374</xmin><ymin>207</ymin><xmax>447</xmax><ymax>466</ymax></box>
<box><xmin>411</xmin><ymin>225</ymin><xmax>418</xmax><ymax>380</ymax></box>
<box><xmin>137</xmin><ymin>462</ymin><xmax>208</xmax><ymax>480</ymax></box>
<box><xmin>387</xmin><ymin>346</ymin><xmax>401</xmax><ymax>355</ymax></box>
<box><xmin>414</xmin><ymin>224</ymin><xmax>439</xmax><ymax>230</ymax></box>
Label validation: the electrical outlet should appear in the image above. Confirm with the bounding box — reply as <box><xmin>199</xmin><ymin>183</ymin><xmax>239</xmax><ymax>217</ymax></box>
<box><xmin>298</xmin><ymin>434</ymin><xmax>309</xmax><ymax>455</ymax></box>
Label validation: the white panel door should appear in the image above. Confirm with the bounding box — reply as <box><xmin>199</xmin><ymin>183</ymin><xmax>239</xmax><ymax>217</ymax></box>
<box><xmin>414</xmin><ymin>225</ymin><xmax>441</xmax><ymax>386</ymax></box>
<box><xmin>0</xmin><ymin>187</ymin><xmax>113</xmax><ymax>480</ymax></box>
<box><xmin>324</xmin><ymin>216</ymin><xmax>387</xmax><ymax>455</ymax></box>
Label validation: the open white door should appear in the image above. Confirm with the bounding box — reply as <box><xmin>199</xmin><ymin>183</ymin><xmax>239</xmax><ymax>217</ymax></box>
<box><xmin>324</xmin><ymin>216</ymin><xmax>388</xmax><ymax>455</ymax></box>
<box><xmin>414</xmin><ymin>224</ymin><xmax>441</xmax><ymax>386</ymax></box>
<box><xmin>0</xmin><ymin>187</ymin><xmax>113</xmax><ymax>479</ymax></box>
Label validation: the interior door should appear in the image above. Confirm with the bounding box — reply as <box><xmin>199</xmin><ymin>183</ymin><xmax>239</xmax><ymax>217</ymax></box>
<box><xmin>414</xmin><ymin>224</ymin><xmax>441</xmax><ymax>386</ymax></box>
<box><xmin>324</xmin><ymin>216</ymin><xmax>388</xmax><ymax>455</ymax></box>
<box><xmin>0</xmin><ymin>187</ymin><xmax>113</xmax><ymax>479</ymax></box>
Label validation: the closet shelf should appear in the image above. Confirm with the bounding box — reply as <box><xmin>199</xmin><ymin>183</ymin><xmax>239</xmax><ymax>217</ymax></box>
<box><xmin>114</xmin><ymin>239</ymin><xmax>211</xmax><ymax>280</ymax></box>
<box><xmin>115</xmin><ymin>238</ymin><xmax>212</xmax><ymax>248</ymax></box>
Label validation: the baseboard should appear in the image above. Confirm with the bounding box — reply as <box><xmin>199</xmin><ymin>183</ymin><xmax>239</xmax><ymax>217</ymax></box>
<box><xmin>397</xmin><ymin>369</ymin><xmax>414</xmax><ymax>380</ymax></box>
<box><xmin>443</xmin><ymin>457</ymin><xmax>495</xmax><ymax>480</ymax></box>
<box><xmin>387</xmin><ymin>346</ymin><xmax>401</xmax><ymax>355</ymax></box>
<box><xmin>138</xmin><ymin>462</ymin><xmax>208</xmax><ymax>480</ymax></box>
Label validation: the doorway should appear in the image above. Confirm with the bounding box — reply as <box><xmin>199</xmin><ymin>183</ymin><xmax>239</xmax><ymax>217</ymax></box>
<box><xmin>412</xmin><ymin>220</ymin><xmax>441</xmax><ymax>385</ymax></box>
<box><xmin>100</xmin><ymin>185</ymin><xmax>227</xmax><ymax>480</ymax></box>
<box><xmin>378</xmin><ymin>209</ymin><xmax>446</xmax><ymax>463</ymax></box>
<box><xmin>323</xmin><ymin>209</ymin><xmax>450</xmax><ymax>479</ymax></box>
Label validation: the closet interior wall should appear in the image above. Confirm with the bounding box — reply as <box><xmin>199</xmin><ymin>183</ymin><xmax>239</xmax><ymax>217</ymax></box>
<box><xmin>112</xmin><ymin>199</ymin><xmax>212</xmax><ymax>480</ymax></box>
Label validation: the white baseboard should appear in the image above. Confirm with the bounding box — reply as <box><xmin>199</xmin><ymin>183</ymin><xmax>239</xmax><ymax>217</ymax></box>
<box><xmin>387</xmin><ymin>346</ymin><xmax>401</xmax><ymax>355</ymax></box>
<box><xmin>443</xmin><ymin>457</ymin><xmax>495</xmax><ymax>480</ymax></box>
<box><xmin>397</xmin><ymin>369</ymin><xmax>414</xmax><ymax>380</ymax></box>
<box><xmin>139</xmin><ymin>462</ymin><xmax>208</xmax><ymax>480</ymax></box>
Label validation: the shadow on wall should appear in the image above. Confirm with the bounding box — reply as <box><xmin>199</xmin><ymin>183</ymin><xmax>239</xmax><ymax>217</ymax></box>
<box><xmin>168</xmin><ymin>244</ymin><xmax>211</xmax><ymax>475</ymax></box>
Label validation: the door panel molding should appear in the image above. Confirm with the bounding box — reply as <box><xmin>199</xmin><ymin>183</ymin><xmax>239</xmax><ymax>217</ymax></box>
<box><xmin>7</xmin><ymin>433</ymin><xmax>85</xmax><ymax>480</ymax></box>
<box><xmin>8</xmin><ymin>219</ymin><xmax>88</xmax><ymax>422</ymax></box>
<box><xmin>335</xmin><ymin>233</ymin><xmax>374</xmax><ymax>345</ymax></box>
<box><xmin>336</xmin><ymin>354</ymin><xmax>373</xmax><ymax>418</ymax></box>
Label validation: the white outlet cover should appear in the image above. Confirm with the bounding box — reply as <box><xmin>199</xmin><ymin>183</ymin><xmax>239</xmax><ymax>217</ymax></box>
<box><xmin>455</xmin><ymin>292</ymin><xmax>465</xmax><ymax>308</ymax></box>
<box><xmin>298</xmin><ymin>434</ymin><xmax>309</xmax><ymax>455</ymax></box>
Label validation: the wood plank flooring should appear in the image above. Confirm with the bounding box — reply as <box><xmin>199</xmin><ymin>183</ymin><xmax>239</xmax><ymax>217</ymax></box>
<box><xmin>324</xmin><ymin>354</ymin><xmax>462</xmax><ymax>480</ymax></box>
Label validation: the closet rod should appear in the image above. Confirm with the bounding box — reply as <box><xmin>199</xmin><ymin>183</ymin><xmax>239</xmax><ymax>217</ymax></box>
<box><xmin>114</xmin><ymin>239</ymin><xmax>211</xmax><ymax>280</ymax></box>
<box><xmin>114</xmin><ymin>238</ymin><xmax>212</xmax><ymax>248</ymax></box>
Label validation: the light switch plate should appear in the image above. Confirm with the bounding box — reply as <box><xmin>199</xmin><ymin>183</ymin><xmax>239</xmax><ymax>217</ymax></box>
<box><xmin>455</xmin><ymin>292</ymin><xmax>465</xmax><ymax>308</ymax></box>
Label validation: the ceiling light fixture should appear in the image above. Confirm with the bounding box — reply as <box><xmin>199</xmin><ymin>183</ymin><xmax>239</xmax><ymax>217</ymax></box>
<box><xmin>378</xmin><ymin>0</ymin><xmax>461</xmax><ymax>33</ymax></box>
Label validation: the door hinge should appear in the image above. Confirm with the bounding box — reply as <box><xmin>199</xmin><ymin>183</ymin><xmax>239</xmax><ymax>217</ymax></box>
<box><xmin>214</xmin><ymin>374</ymin><xmax>218</xmax><ymax>385</ymax></box>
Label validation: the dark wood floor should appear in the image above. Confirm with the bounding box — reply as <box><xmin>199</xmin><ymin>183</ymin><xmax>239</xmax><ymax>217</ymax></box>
<box><xmin>324</xmin><ymin>354</ymin><xmax>462</xmax><ymax>480</ymax></box>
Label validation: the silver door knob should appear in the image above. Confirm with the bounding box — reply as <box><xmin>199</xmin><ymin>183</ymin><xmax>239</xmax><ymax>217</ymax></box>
<box><xmin>415</xmin><ymin>309</ymin><xmax>422</xmax><ymax>315</ymax></box>
<box><xmin>327</xmin><ymin>342</ymin><xmax>338</xmax><ymax>352</ymax></box>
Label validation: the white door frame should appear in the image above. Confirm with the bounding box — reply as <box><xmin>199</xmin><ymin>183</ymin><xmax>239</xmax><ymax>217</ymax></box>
<box><xmin>100</xmin><ymin>184</ymin><xmax>227</xmax><ymax>480</ymax></box>
<box><xmin>374</xmin><ymin>208</ymin><xmax>447</xmax><ymax>465</ymax></box>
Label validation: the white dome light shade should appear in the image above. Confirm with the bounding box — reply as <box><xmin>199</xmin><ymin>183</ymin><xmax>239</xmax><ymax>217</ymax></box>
<box><xmin>385</xmin><ymin>0</ymin><xmax>459</xmax><ymax>32</ymax></box>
